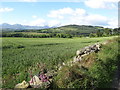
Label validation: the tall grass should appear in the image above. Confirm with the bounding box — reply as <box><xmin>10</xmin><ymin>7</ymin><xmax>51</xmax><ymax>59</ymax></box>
<box><xmin>88</xmin><ymin>37</ymin><xmax>119</xmax><ymax>88</ymax></box>
<box><xmin>54</xmin><ymin>37</ymin><xmax>119</xmax><ymax>88</ymax></box>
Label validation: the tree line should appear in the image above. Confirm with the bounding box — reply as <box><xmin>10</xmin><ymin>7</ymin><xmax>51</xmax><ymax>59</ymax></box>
<box><xmin>89</xmin><ymin>28</ymin><xmax>119</xmax><ymax>37</ymax></box>
<box><xmin>1</xmin><ymin>32</ymin><xmax>73</xmax><ymax>38</ymax></box>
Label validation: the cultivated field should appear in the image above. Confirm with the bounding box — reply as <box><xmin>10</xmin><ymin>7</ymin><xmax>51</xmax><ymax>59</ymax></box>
<box><xmin>2</xmin><ymin>36</ymin><xmax>117</xmax><ymax>88</ymax></box>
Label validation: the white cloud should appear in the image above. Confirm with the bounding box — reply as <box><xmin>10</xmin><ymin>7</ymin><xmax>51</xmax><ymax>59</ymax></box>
<box><xmin>47</xmin><ymin>8</ymin><xmax>73</xmax><ymax>19</ymax></box>
<box><xmin>48</xmin><ymin>20</ymin><xmax>61</xmax><ymax>27</ymax></box>
<box><xmin>28</xmin><ymin>18</ymin><xmax>46</xmax><ymax>26</ymax></box>
<box><xmin>84</xmin><ymin>0</ymin><xmax>118</xmax><ymax>9</ymax></box>
<box><xmin>85</xmin><ymin>14</ymin><xmax>108</xmax><ymax>25</ymax></box>
<box><xmin>105</xmin><ymin>19</ymin><xmax>118</xmax><ymax>28</ymax></box>
<box><xmin>74</xmin><ymin>8</ymin><xmax>86</xmax><ymax>16</ymax></box>
<box><xmin>2</xmin><ymin>6</ymin><xmax>117</xmax><ymax>28</ymax></box>
<box><xmin>0</xmin><ymin>8</ymin><xmax>14</xmax><ymax>13</ymax></box>
<box><xmin>32</xmin><ymin>15</ymin><xmax>37</xmax><ymax>19</ymax></box>
<box><xmin>47</xmin><ymin>7</ymin><xmax>86</xmax><ymax>19</ymax></box>
<box><xmin>47</xmin><ymin>7</ymin><xmax>117</xmax><ymax>28</ymax></box>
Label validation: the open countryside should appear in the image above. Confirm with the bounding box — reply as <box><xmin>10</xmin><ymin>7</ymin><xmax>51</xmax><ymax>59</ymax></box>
<box><xmin>1</xmin><ymin>1</ymin><xmax>119</xmax><ymax>89</ymax></box>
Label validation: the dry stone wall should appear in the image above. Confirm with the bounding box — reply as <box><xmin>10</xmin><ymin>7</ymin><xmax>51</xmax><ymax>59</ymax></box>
<box><xmin>59</xmin><ymin>43</ymin><xmax>102</xmax><ymax>70</ymax></box>
<box><xmin>74</xmin><ymin>43</ymin><xmax>101</xmax><ymax>62</ymax></box>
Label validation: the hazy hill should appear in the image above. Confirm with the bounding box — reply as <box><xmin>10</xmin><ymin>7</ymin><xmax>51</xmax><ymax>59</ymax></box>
<box><xmin>1</xmin><ymin>23</ymin><xmax>52</xmax><ymax>31</ymax></box>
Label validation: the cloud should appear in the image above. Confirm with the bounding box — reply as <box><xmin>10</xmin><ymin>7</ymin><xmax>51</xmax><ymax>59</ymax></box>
<box><xmin>84</xmin><ymin>0</ymin><xmax>118</xmax><ymax>9</ymax></box>
<box><xmin>1</xmin><ymin>6</ymin><xmax>117</xmax><ymax>28</ymax></box>
<box><xmin>32</xmin><ymin>15</ymin><xmax>37</xmax><ymax>19</ymax></box>
<box><xmin>105</xmin><ymin>19</ymin><xmax>118</xmax><ymax>28</ymax></box>
<box><xmin>28</xmin><ymin>18</ymin><xmax>46</xmax><ymax>26</ymax></box>
<box><xmin>47</xmin><ymin>7</ymin><xmax>86</xmax><ymax>19</ymax></box>
<box><xmin>47</xmin><ymin>7</ymin><xmax>117</xmax><ymax>28</ymax></box>
<box><xmin>47</xmin><ymin>7</ymin><xmax>73</xmax><ymax>19</ymax></box>
<box><xmin>0</xmin><ymin>8</ymin><xmax>14</xmax><ymax>13</ymax></box>
<box><xmin>85</xmin><ymin>14</ymin><xmax>108</xmax><ymax>25</ymax></box>
<box><xmin>48</xmin><ymin>20</ymin><xmax>61</xmax><ymax>27</ymax></box>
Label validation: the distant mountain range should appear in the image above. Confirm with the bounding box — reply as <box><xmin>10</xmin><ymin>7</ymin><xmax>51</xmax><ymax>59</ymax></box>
<box><xmin>1</xmin><ymin>23</ymin><xmax>53</xmax><ymax>31</ymax></box>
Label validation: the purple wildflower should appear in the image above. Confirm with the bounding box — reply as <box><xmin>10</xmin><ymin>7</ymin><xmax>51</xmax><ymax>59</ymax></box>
<box><xmin>39</xmin><ymin>74</ymin><xmax>49</xmax><ymax>82</ymax></box>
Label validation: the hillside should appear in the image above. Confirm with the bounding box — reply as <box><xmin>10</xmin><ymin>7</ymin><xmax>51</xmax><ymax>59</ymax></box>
<box><xmin>36</xmin><ymin>25</ymin><xmax>104</xmax><ymax>36</ymax></box>
<box><xmin>2</xmin><ymin>24</ymin><xmax>119</xmax><ymax>38</ymax></box>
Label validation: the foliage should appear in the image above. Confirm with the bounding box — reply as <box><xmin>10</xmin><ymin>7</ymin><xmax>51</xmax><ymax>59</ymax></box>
<box><xmin>2</xmin><ymin>32</ymin><xmax>73</xmax><ymax>38</ymax></box>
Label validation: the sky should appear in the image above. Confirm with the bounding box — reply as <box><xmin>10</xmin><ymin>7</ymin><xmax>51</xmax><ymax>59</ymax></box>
<box><xmin>0</xmin><ymin>0</ymin><xmax>119</xmax><ymax>28</ymax></box>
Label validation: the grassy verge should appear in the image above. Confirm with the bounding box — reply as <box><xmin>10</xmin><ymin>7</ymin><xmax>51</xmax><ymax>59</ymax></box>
<box><xmin>54</xmin><ymin>37</ymin><xmax>119</xmax><ymax>88</ymax></box>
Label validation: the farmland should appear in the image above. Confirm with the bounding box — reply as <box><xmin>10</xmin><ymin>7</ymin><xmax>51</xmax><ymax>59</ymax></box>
<box><xmin>2</xmin><ymin>36</ymin><xmax>117</xmax><ymax>88</ymax></box>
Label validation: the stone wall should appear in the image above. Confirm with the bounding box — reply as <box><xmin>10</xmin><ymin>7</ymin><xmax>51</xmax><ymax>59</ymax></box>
<box><xmin>58</xmin><ymin>43</ymin><xmax>102</xmax><ymax>70</ymax></box>
<box><xmin>73</xmin><ymin>43</ymin><xmax>102</xmax><ymax>63</ymax></box>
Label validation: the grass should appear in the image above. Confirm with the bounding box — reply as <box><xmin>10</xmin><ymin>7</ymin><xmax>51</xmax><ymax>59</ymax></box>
<box><xmin>2</xmin><ymin>36</ymin><xmax>117</xmax><ymax>88</ymax></box>
<box><xmin>54</xmin><ymin>37</ymin><xmax>119</xmax><ymax>88</ymax></box>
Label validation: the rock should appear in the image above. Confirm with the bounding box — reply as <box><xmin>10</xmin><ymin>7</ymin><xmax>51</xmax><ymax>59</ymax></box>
<box><xmin>29</xmin><ymin>75</ymin><xmax>42</xmax><ymax>88</ymax></box>
<box><xmin>73</xmin><ymin>56</ymin><xmax>82</xmax><ymax>63</ymax></box>
<box><xmin>84</xmin><ymin>50</ymin><xmax>87</xmax><ymax>54</ymax></box>
<box><xmin>76</xmin><ymin>50</ymin><xmax>81</xmax><ymax>56</ymax></box>
<box><xmin>58</xmin><ymin>66</ymin><xmax>62</xmax><ymax>70</ymax></box>
<box><xmin>62</xmin><ymin>62</ymin><xmax>65</xmax><ymax>66</ymax></box>
<box><xmin>73</xmin><ymin>56</ymin><xmax>77</xmax><ymax>62</ymax></box>
<box><xmin>85</xmin><ymin>48</ymin><xmax>91</xmax><ymax>53</ymax></box>
<box><xmin>91</xmin><ymin>44</ymin><xmax>96</xmax><ymax>49</ymax></box>
<box><xmin>84</xmin><ymin>46</ymin><xmax>89</xmax><ymax>49</ymax></box>
<box><xmin>29</xmin><ymin>74</ymin><xmax>53</xmax><ymax>88</ymax></box>
<box><xmin>49</xmin><ymin>79</ymin><xmax>52</xmax><ymax>82</ymax></box>
<box><xmin>76</xmin><ymin>49</ymin><xmax>84</xmax><ymax>56</ymax></box>
<box><xmin>81</xmin><ymin>54</ymin><xmax>88</xmax><ymax>57</ymax></box>
<box><xmin>15</xmin><ymin>80</ymin><xmax>29</xmax><ymax>88</ymax></box>
<box><xmin>90</xmin><ymin>50</ymin><xmax>94</xmax><ymax>53</ymax></box>
<box><xmin>77</xmin><ymin>56</ymin><xmax>82</xmax><ymax>61</ymax></box>
<box><xmin>96</xmin><ymin>43</ymin><xmax>101</xmax><ymax>50</ymax></box>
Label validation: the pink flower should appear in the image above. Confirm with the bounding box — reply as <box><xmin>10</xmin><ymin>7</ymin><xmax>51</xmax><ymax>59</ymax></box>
<box><xmin>39</xmin><ymin>74</ymin><xmax>49</xmax><ymax>82</ymax></box>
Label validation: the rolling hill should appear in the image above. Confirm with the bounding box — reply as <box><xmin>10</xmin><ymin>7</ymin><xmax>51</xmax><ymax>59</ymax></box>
<box><xmin>36</xmin><ymin>24</ymin><xmax>104</xmax><ymax>36</ymax></box>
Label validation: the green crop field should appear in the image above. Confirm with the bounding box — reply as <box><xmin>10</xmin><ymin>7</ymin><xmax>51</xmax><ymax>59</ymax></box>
<box><xmin>2</xmin><ymin>36</ymin><xmax>117</xmax><ymax>88</ymax></box>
